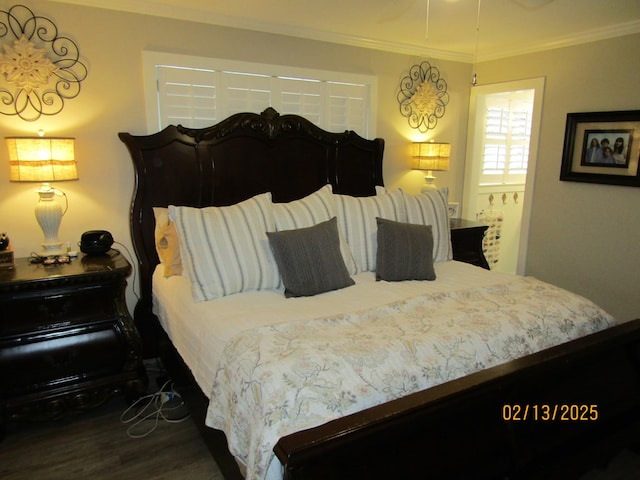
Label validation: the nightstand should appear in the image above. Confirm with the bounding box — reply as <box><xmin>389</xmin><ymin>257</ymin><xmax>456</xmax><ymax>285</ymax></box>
<box><xmin>0</xmin><ymin>250</ymin><xmax>147</xmax><ymax>429</ymax></box>
<box><xmin>450</xmin><ymin>219</ymin><xmax>490</xmax><ymax>270</ymax></box>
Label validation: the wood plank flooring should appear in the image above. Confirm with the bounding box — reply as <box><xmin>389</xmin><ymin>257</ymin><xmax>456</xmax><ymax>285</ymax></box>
<box><xmin>0</xmin><ymin>363</ymin><xmax>224</xmax><ymax>480</ymax></box>
<box><xmin>0</xmin><ymin>399</ymin><xmax>224</xmax><ymax>480</ymax></box>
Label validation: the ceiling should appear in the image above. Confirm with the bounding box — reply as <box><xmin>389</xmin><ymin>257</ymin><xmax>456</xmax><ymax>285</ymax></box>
<box><xmin>55</xmin><ymin>0</ymin><xmax>640</xmax><ymax>62</ymax></box>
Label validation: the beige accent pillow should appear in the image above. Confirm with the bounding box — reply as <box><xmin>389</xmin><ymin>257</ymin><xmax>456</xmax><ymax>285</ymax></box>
<box><xmin>153</xmin><ymin>207</ymin><xmax>183</xmax><ymax>277</ymax></box>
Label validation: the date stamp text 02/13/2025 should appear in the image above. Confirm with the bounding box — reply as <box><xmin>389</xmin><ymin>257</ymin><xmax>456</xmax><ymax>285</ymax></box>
<box><xmin>502</xmin><ymin>404</ymin><xmax>599</xmax><ymax>422</ymax></box>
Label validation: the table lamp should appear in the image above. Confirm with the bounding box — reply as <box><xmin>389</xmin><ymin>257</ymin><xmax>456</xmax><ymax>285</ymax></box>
<box><xmin>6</xmin><ymin>135</ymin><xmax>77</xmax><ymax>257</ymax></box>
<box><xmin>412</xmin><ymin>141</ymin><xmax>450</xmax><ymax>191</ymax></box>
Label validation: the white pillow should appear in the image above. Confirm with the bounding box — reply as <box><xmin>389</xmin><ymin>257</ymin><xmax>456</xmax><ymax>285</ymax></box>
<box><xmin>273</xmin><ymin>184</ymin><xmax>334</xmax><ymax>230</ymax></box>
<box><xmin>273</xmin><ymin>185</ymin><xmax>358</xmax><ymax>274</ymax></box>
<box><xmin>169</xmin><ymin>193</ymin><xmax>280</xmax><ymax>302</ymax></box>
<box><xmin>403</xmin><ymin>187</ymin><xmax>453</xmax><ymax>262</ymax></box>
<box><xmin>335</xmin><ymin>189</ymin><xmax>406</xmax><ymax>272</ymax></box>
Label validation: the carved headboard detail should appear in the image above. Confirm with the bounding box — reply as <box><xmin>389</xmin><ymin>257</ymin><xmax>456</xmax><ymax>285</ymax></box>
<box><xmin>119</xmin><ymin>107</ymin><xmax>384</xmax><ymax>354</ymax></box>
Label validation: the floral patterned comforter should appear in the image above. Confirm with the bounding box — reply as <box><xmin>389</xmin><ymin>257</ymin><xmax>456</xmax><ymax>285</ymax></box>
<box><xmin>205</xmin><ymin>276</ymin><xmax>615</xmax><ymax>480</ymax></box>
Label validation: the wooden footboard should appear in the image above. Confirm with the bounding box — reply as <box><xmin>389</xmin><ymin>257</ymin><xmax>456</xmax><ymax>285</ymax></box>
<box><xmin>159</xmin><ymin>318</ymin><xmax>640</xmax><ymax>480</ymax></box>
<box><xmin>273</xmin><ymin>318</ymin><xmax>640</xmax><ymax>480</ymax></box>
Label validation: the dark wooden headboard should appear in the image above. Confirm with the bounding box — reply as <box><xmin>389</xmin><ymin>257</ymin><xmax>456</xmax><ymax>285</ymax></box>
<box><xmin>118</xmin><ymin>107</ymin><xmax>385</xmax><ymax>355</ymax></box>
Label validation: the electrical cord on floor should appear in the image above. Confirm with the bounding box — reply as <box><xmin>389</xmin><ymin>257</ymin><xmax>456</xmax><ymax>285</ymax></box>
<box><xmin>120</xmin><ymin>379</ymin><xmax>190</xmax><ymax>438</ymax></box>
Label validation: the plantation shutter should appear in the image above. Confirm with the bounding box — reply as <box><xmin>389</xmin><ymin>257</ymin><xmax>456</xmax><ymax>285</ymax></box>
<box><xmin>479</xmin><ymin>93</ymin><xmax>533</xmax><ymax>186</ymax></box>
<box><xmin>150</xmin><ymin>57</ymin><xmax>373</xmax><ymax>136</ymax></box>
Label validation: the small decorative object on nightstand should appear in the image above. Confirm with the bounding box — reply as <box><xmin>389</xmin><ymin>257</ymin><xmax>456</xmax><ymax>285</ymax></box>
<box><xmin>0</xmin><ymin>233</ymin><xmax>13</xmax><ymax>270</ymax></box>
<box><xmin>0</xmin><ymin>249</ymin><xmax>147</xmax><ymax>429</ymax></box>
<box><xmin>450</xmin><ymin>218</ymin><xmax>490</xmax><ymax>270</ymax></box>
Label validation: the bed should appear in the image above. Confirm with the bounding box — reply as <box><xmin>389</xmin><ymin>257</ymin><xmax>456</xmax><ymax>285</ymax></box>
<box><xmin>119</xmin><ymin>108</ymin><xmax>640</xmax><ymax>480</ymax></box>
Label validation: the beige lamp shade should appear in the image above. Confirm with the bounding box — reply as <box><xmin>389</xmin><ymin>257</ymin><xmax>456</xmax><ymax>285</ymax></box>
<box><xmin>5</xmin><ymin>136</ymin><xmax>77</xmax><ymax>257</ymax></box>
<box><xmin>6</xmin><ymin>137</ymin><xmax>77</xmax><ymax>182</ymax></box>
<box><xmin>412</xmin><ymin>142</ymin><xmax>451</xmax><ymax>172</ymax></box>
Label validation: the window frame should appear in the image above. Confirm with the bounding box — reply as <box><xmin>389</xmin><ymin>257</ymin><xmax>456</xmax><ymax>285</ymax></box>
<box><xmin>142</xmin><ymin>51</ymin><xmax>377</xmax><ymax>137</ymax></box>
<box><xmin>478</xmin><ymin>90</ymin><xmax>535</xmax><ymax>186</ymax></box>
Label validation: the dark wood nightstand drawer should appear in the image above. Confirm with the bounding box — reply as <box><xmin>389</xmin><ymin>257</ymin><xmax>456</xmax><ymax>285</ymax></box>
<box><xmin>1</xmin><ymin>323</ymin><xmax>125</xmax><ymax>396</ymax></box>
<box><xmin>0</xmin><ymin>284</ymin><xmax>118</xmax><ymax>337</ymax></box>
<box><xmin>0</xmin><ymin>251</ymin><xmax>146</xmax><ymax>425</ymax></box>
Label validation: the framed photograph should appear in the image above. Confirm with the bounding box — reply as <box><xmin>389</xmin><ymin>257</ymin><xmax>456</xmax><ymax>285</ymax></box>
<box><xmin>447</xmin><ymin>202</ymin><xmax>460</xmax><ymax>219</ymax></box>
<box><xmin>560</xmin><ymin>110</ymin><xmax>640</xmax><ymax>187</ymax></box>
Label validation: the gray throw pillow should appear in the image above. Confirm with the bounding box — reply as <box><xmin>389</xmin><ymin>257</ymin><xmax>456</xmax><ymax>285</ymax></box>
<box><xmin>267</xmin><ymin>217</ymin><xmax>355</xmax><ymax>297</ymax></box>
<box><xmin>375</xmin><ymin>217</ymin><xmax>436</xmax><ymax>282</ymax></box>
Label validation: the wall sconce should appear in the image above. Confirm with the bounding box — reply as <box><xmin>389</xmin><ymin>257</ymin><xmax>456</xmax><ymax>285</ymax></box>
<box><xmin>412</xmin><ymin>141</ymin><xmax>450</xmax><ymax>191</ymax></box>
<box><xmin>6</xmin><ymin>135</ymin><xmax>77</xmax><ymax>257</ymax></box>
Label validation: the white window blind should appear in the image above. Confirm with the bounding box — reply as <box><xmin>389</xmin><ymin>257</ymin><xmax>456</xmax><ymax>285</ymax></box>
<box><xmin>143</xmin><ymin>52</ymin><xmax>376</xmax><ymax>136</ymax></box>
<box><xmin>479</xmin><ymin>91</ymin><xmax>534</xmax><ymax>186</ymax></box>
<box><xmin>156</xmin><ymin>66</ymin><xmax>219</xmax><ymax>126</ymax></box>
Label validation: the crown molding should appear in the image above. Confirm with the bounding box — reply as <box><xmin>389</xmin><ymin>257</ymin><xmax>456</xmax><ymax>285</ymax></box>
<box><xmin>51</xmin><ymin>0</ymin><xmax>640</xmax><ymax>64</ymax></box>
<box><xmin>478</xmin><ymin>18</ymin><xmax>640</xmax><ymax>62</ymax></box>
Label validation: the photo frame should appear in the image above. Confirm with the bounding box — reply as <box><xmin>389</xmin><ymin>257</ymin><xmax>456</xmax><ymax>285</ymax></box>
<box><xmin>560</xmin><ymin>110</ymin><xmax>640</xmax><ymax>187</ymax></box>
<box><xmin>447</xmin><ymin>202</ymin><xmax>460</xmax><ymax>219</ymax></box>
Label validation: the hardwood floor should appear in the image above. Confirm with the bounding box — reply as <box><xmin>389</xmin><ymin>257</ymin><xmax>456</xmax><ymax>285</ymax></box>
<box><xmin>0</xmin><ymin>364</ymin><xmax>224</xmax><ymax>480</ymax></box>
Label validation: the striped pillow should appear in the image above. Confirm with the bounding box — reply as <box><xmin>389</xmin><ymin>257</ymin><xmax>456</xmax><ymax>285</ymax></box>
<box><xmin>169</xmin><ymin>193</ymin><xmax>280</xmax><ymax>302</ymax></box>
<box><xmin>403</xmin><ymin>187</ymin><xmax>453</xmax><ymax>262</ymax></box>
<box><xmin>273</xmin><ymin>185</ymin><xmax>358</xmax><ymax>274</ymax></box>
<box><xmin>335</xmin><ymin>189</ymin><xmax>406</xmax><ymax>272</ymax></box>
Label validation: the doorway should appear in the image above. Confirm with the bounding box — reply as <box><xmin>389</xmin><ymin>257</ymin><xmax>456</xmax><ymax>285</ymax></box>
<box><xmin>462</xmin><ymin>78</ymin><xmax>545</xmax><ymax>275</ymax></box>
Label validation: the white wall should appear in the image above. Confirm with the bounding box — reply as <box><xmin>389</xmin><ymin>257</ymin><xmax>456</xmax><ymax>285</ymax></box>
<box><xmin>475</xmin><ymin>33</ymin><xmax>640</xmax><ymax>321</ymax></box>
<box><xmin>0</xmin><ymin>0</ymin><xmax>470</xmax><ymax>312</ymax></box>
<box><xmin>1</xmin><ymin>1</ymin><xmax>637</xmax><ymax>323</ymax></box>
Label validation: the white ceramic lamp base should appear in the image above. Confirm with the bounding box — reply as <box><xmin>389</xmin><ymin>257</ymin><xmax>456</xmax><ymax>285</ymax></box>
<box><xmin>421</xmin><ymin>170</ymin><xmax>438</xmax><ymax>192</ymax></box>
<box><xmin>35</xmin><ymin>185</ymin><xmax>65</xmax><ymax>257</ymax></box>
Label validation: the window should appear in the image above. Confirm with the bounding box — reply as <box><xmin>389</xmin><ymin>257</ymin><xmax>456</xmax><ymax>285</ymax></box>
<box><xmin>479</xmin><ymin>90</ymin><xmax>534</xmax><ymax>186</ymax></box>
<box><xmin>142</xmin><ymin>52</ymin><xmax>377</xmax><ymax>136</ymax></box>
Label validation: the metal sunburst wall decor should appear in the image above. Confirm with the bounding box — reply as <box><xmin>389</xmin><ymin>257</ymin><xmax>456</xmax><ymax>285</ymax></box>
<box><xmin>397</xmin><ymin>61</ymin><xmax>449</xmax><ymax>133</ymax></box>
<box><xmin>0</xmin><ymin>4</ymin><xmax>88</xmax><ymax>121</ymax></box>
